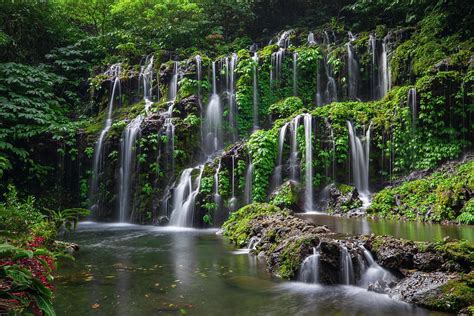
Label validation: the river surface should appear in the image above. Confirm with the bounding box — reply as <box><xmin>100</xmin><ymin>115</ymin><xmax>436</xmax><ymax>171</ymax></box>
<box><xmin>53</xmin><ymin>221</ymin><xmax>460</xmax><ymax>316</ymax></box>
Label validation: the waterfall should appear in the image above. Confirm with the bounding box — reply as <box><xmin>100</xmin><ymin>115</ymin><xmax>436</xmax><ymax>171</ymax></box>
<box><xmin>229</xmin><ymin>153</ymin><xmax>238</xmax><ymax>210</ymax></box>
<box><xmin>347</xmin><ymin>32</ymin><xmax>359</xmax><ymax>99</ymax></box>
<box><xmin>227</xmin><ymin>53</ymin><xmax>238</xmax><ymax>141</ymax></box>
<box><xmin>247</xmin><ymin>236</ymin><xmax>260</xmax><ymax>250</ymax></box>
<box><xmin>340</xmin><ymin>246</ymin><xmax>355</xmax><ymax>285</ymax></box>
<box><xmin>203</xmin><ymin>62</ymin><xmax>223</xmax><ymax>157</ymax></box>
<box><xmin>368</xmin><ymin>35</ymin><xmax>378</xmax><ymax>100</ymax></box>
<box><xmin>316</xmin><ymin>59</ymin><xmax>323</xmax><ymax>106</ymax></box>
<box><xmin>276</xmin><ymin>30</ymin><xmax>292</xmax><ymax>48</ymax></box>
<box><xmin>289</xmin><ymin>116</ymin><xmax>300</xmax><ymax>180</ymax></box>
<box><xmin>196</xmin><ymin>55</ymin><xmax>204</xmax><ymax>147</ymax></box>
<box><xmin>380</xmin><ymin>35</ymin><xmax>391</xmax><ymax>99</ymax></box>
<box><xmin>272</xmin><ymin>122</ymin><xmax>289</xmax><ymax>189</ymax></box>
<box><xmin>252</xmin><ymin>53</ymin><xmax>259</xmax><ymax>130</ymax></box>
<box><xmin>140</xmin><ymin>55</ymin><xmax>154</xmax><ymax>114</ymax></box>
<box><xmin>324</xmin><ymin>54</ymin><xmax>337</xmax><ymax>103</ymax></box>
<box><xmin>89</xmin><ymin>64</ymin><xmax>121</xmax><ymax>212</ymax></box>
<box><xmin>347</xmin><ymin>121</ymin><xmax>371</xmax><ymax>206</ymax></box>
<box><xmin>169</xmin><ymin>166</ymin><xmax>204</xmax><ymax>227</ymax></box>
<box><xmin>307</xmin><ymin>32</ymin><xmax>316</xmax><ymax>45</ymax></box>
<box><xmin>298</xmin><ymin>247</ymin><xmax>320</xmax><ymax>284</ymax></box>
<box><xmin>408</xmin><ymin>88</ymin><xmax>417</xmax><ymax>129</ymax></box>
<box><xmin>118</xmin><ymin>115</ymin><xmax>143</xmax><ymax>222</ymax></box>
<box><xmin>270</xmin><ymin>49</ymin><xmax>285</xmax><ymax>89</ymax></box>
<box><xmin>293</xmin><ymin>52</ymin><xmax>298</xmax><ymax>96</ymax></box>
<box><xmin>169</xmin><ymin>61</ymin><xmax>179</xmax><ymax>102</ymax></box>
<box><xmin>214</xmin><ymin>158</ymin><xmax>222</xmax><ymax>206</ymax></box>
<box><xmin>358</xmin><ymin>246</ymin><xmax>395</xmax><ymax>288</ymax></box>
<box><xmin>244</xmin><ymin>162</ymin><xmax>254</xmax><ymax>204</ymax></box>
<box><xmin>303</xmin><ymin>114</ymin><xmax>313</xmax><ymax>212</ymax></box>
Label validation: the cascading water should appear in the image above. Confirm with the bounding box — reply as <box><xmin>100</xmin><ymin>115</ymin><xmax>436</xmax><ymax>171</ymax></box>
<box><xmin>247</xmin><ymin>236</ymin><xmax>260</xmax><ymax>250</ymax></box>
<box><xmin>358</xmin><ymin>246</ymin><xmax>395</xmax><ymax>289</ymax></box>
<box><xmin>89</xmin><ymin>64</ymin><xmax>121</xmax><ymax>213</ymax></box>
<box><xmin>289</xmin><ymin>116</ymin><xmax>300</xmax><ymax>180</ymax></box>
<box><xmin>307</xmin><ymin>32</ymin><xmax>316</xmax><ymax>45</ymax></box>
<box><xmin>347</xmin><ymin>121</ymin><xmax>371</xmax><ymax>206</ymax></box>
<box><xmin>368</xmin><ymin>35</ymin><xmax>378</xmax><ymax>100</ymax></box>
<box><xmin>244</xmin><ymin>162</ymin><xmax>254</xmax><ymax>204</ymax></box>
<box><xmin>271</xmin><ymin>49</ymin><xmax>285</xmax><ymax>89</ymax></box>
<box><xmin>272</xmin><ymin>122</ymin><xmax>289</xmax><ymax>189</ymax></box>
<box><xmin>169</xmin><ymin>166</ymin><xmax>204</xmax><ymax>227</ymax></box>
<box><xmin>169</xmin><ymin>61</ymin><xmax>179</xmax><ymax>102</ymax></box>
<box><xmin>227</xmin><ymin>53</ymin><xmax>238</xmax><ymax>141</ymax></box>
<box><xmin>303</xmin><ymin>114</ymin><xmax>313</xmax><ymax>212</ymax></box>
<box><xmin>203</xmin><ymin>61</ymin><xmax>223</xmax><ymax>156</ymax></box>
<box><xmin>252</xmin><ymin>53</ymin><xmax>259</xmax><ymax>130</ymax></box>
<box><xmin>140</xmin><ymin>55</ymin><xmax>155</xmax><ymax>114</ymax></box>
<box><xmin>408</xmin><ymin>88</ymin><xmax>417</xmax><ymax>129</ymax></box>
<box><xmin>298</xmin><ymin>247</ymin><xmax>320</xmax><ymax>284</ymax></box>
<box><xmin>229</xmin><ymin>153</ymin><xmax>238</xmax><ymax>210</ymax></box>
<box><xmin>276</xmin><ymin>30</ymin><xmax>292</xmax><ymax>48</ymax></box>
<box><xmin>347</xmin><ymin>32</ymin><xmax>360</xmax><ymax>100</ymax></box>
<box><xmin>323</xmin><ymin>53</ymin><xmax>337</xmax><ymax>103</ymax></box>
<box><xmin>340</xmin><ymin>246</ymin><xmax>355</xmax><ymax>285</ymax></box>
<box><xmin>380</xmin><ymin>35</ymin><xmax>391</xmax><ymax>99</ymax></box>
<box><xmin>118</xmin><ymin>115</ymin><xmax>143</xmax><ymax>222</ymax></box>
<box><xmin>196</xmin><ymin>55</ymin><xmax>204</xmax><ymax>146</ymax></box>
<box><xmin>293</xmin><ymin>52</ymin><xmax>298</xmax><ymax>96</ymax></box>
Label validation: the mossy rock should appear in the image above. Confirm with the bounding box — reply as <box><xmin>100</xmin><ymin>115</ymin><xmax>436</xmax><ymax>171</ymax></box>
<box><xmin>269</xmin><ymin>180</ymin><xmax>302</xmax><ymax>212</ymax></box>
<box><xmin>222</xmin><ymin>203</ymin><xmax>287</xmax><ymax>247</ymax></box>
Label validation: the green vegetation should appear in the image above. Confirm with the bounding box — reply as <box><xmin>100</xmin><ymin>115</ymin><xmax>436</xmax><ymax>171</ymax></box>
<box><xmin>369</xmin><ymin>161</ymin><xmax>474</xmax><ymax>223</ymax></box>
<box><xmin>0</xmin><ymin>186</ymin><xmax>89</xmax><ymax>315</ymax></box>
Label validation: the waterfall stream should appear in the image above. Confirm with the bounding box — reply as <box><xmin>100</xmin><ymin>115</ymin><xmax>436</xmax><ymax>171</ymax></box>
<box><xmin>118</xmin><ymin>115</ymin><xmax>143</xmax><ymax>222</ymax></box>
<box><xmin>252</xmin><ymin>53</ymin><xmax>259</xmax><ymax>130</ymax></box>
<box><xmin>169</xmin><ymin>166</ymin><xmax>204</xmax><ymax>227</ymax></box>
<box><xmin>293</xmin><ymin>52</ymin><xmax>298</xmax><ymax>96</ymax></box>
<box><xmin>244</xmin><ymin>162</ymin><xmax>254</xmax><ymax>204</ymax></box>
<box><xmin>408</xmin><ymin>88</ymin><xmax>417</xmax><ymax>129</ymax></box>
<box><xmin>340</xmin><ymin>246</ymin><xmax>355</xmax><ymax>285</ymax></box>
<box><xmin>303</xmin><ymin>114</ymin><xmax>313</xmax><ymax>212</ymax></box>
<box><xmin>298</xmin><ymin>247</ymin><xmax>320</xmax><ymax>283</ymax></box>
<box><xmin>347</xmin><ymin>32</ymin><xmax>359</xmax><ymax>100</ymax></box>
<box><xmin>203</xmin><ymin>61</ymin><xmax>223</xmax><ymax>157</ymax></box>
<box><xmin>272</xmin><ymin>122</ymin><xmax>289</xmax><ymax>189</ymax></box>
<box><xmin>347</xmin><ymin>121</ymin><xmax>371</xmax><ymax>206</ymax></box>
<box><xmin>89</xmin><ymin>64</ymin><xmax>122</xmax><ymax>213</ymax></box>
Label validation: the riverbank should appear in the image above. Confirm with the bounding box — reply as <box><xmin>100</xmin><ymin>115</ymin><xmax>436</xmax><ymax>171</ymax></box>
<box><xmin>222</xmin><ymin>203</ymin><xmax>474</xmax><ymax>314</ymax></box>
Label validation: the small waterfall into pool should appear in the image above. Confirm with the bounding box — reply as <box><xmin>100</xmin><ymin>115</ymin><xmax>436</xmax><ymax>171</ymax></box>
<box><xmin>358</xmin><ymin>246</ymin><xmax>395</xmax><ymax>289</ymax></box>
<box><xmin>347</xmin><ymin>32</ymin><xmax>359</xmax><ymax>100</ymax></box>
<box><xmin>293</xmin><ymin>52</ymin><xmax>298</xmax><ymax>96</ymax></box>
<box><xmin>408</xmin><ymin>88</ymin><xmax>417</xmax><ymax>129</ymax></box>
<box><xmin>247</xmin><ymin>236</ymin><xmax>260</xmax><ymax>250</ymax></box>
<box><xmin>347</xmin><ymin>121</ymin><xmax>371</xmax><ymax>206</ymax></box>
<box><xmin>340</xmin><ymin>246</ymin><xmax>355</xmax><ymax>285</ymax></box>
<box><xmin>214</xmin><ymin>157</ymin><xmax>222</xmax><ymax>207</ymax></box>
<box><xmin>272</xmin><ymin>122</ymin><xmax>289</xmax><ymax>189</ymax></box>
<box><xmin>252</xmin><ymin>52</ymin><xmax>259</xmax><ymax>130</ymax></box>
<box><xmin>244</xmin><ymin>162</ymin><xmax>254</xmax><ymax>204</ymax></box>
<box><xmin>118</xmin><ymin>115</ymin><xmax>143</xmax><ymax>222</ymax></box>
<box><xmin>169</xmin><ymin>166</ymin><xmax>204</xmax><ymax>227</ymax></box>
<box><xmin>90</xmin><ymin>64</ymin><xmax>122</xmax><ymax>213</ymax></box>
<box><xmin>203</xmin><ymin>61</ymin><xmax>223</xmax><ymax>156</ymax></box>
<box><xmin>303</xmin><ymin>114</ymin><xmax>313</xmax><ymax>212</ymax></box>
<box><xmin>298</xmin><ymin>247</ymin><xmax>320</xmax><ymax>284</ymax></box>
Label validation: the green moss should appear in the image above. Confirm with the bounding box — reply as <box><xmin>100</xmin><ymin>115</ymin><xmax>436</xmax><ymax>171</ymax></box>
<box><xmin>277</xmin><ymin>235</ymin><xmax>316</xmax><ymax>279</ymax></box>
<box><xmin>424</xmin><ymin>272</ymin><xmax>474</xmax><ymax>312</ymax></box>
<box><xmin>369</xmin><ymin>160</ymin><xmax>474</xmax><ymax>222</ymax></box>
<box><xmin>222</xmin><ymin>203</ymin><xmax>287</xmax><ymax>247</ymax></box>
<box><xmin>269</xmin><ymin>96</ymin><xmax>304</xmax><ymax>119</ymax></box>
<box><xmin>270</xmin><ymin>181</ymin><xmax>300</xmax><ymax>209</ymax></box>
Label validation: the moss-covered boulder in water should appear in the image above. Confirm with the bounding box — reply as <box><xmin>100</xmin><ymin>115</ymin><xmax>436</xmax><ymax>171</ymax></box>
<box><xmin>325</xmin><ymin>183</ymin><xmax>363</xmax><ymax>215</ymax></box>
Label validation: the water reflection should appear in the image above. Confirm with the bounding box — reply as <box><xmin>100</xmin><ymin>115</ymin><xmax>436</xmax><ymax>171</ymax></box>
<box><xmin>298</xmin><ymin>214</ymin><xmax>473</xmax><ymax>242</ymax></box>
<box><xmin>54</xmin><ymin>222</ymin><xmax>452</xmax><ymax>315</ymax></box>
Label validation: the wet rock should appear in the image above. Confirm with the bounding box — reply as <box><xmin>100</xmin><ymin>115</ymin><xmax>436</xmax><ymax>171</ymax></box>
<box><xmin>157</xmin><ymin>216</ymin><xmax>169</xmax><ymax>226</ymax></box>
<box><xmin>413</xmin><ymin>252</ymin><xmax>444</xmax><ymax>271</ymax></box>
<box><xmin>325</xmin><ymin>183</ymin><xmax>363</xmax><ymax>215</ymax></box>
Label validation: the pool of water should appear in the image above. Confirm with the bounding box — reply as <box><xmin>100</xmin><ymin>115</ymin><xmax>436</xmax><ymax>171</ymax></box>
<box><xmin>298</xmin><ymin>213</ymin><xmax>473</xmax><ymax>242</ymax></box>
<box><xmin>54</xmin><ymin>222</ymin><xmax>451</xmax><ymax>315</ymax></box>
